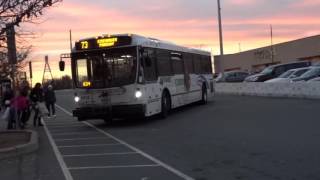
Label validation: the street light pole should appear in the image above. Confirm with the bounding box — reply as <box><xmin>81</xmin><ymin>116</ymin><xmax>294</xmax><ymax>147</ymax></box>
<box><xmin>217</xmin><ymin>0</ymin><xmax>224</xmax><ymax>55</ymax></box>
<box><xmin>270</xmin><ymin>24</ymin><xmax>274</xmax><ymax>63</ymax></box>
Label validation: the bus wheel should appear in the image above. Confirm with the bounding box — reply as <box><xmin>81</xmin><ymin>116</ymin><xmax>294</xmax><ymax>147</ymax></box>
<box><xmin>200</xmin><ymin>85</ymin><xmax>208</xmax><ymax>105</ymax></box>
<box><xmin>161</xmin><ymin>91</ymin><xmax>171</xmax><ymax>118</ymax></box>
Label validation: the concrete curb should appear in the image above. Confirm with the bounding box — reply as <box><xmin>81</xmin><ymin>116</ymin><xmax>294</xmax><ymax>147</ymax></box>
<box><xmin>217</xmin><ymin>92</ymin><xmax>320</xmax><ymax>100</ymax></box>
<box><xmin>215</xmin><ymin>82</ymin><xmax>320</xmax><ymax>100</ymax></box>
<box><xmin>0</xmin><ymin>130</ymin><xmax>38</xmax><ymax>160</ymax></box>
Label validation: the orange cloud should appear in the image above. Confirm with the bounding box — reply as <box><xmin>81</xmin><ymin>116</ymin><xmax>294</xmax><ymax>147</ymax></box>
<box><xmin>228</xmin><ymin>0</ymin><xmax>259</xmax><ymax>6</ymax></box>
<box><xmin>22</xmin><ymin>0</ymin><xmax>320</xmax><ymax>82</ymax></box>
<box><xmin>290</xmin><ymin>0</ymin><xmax>320</xmax><ymax>8</ymax></box>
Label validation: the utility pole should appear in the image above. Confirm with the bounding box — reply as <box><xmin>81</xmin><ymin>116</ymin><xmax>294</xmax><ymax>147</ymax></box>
<box><xmin>69</xmin><ymin>29</ymin><xmax>74</xmax><ymax>89</ymax></box>
<box><xmin>270</xmin><ymin>24</ymin><xmax>274</xmax><ymax>63</ymax></box>
<box><xmin>29</xmin><ymin>61</ymin><xmax>33</xmax><ymax>87</ymax></box>
<box><xmin>217</xmin><ymin>0</ymin><xmax>224</xmax><ymax>55</ymax></box>
<box><xmin>69</xmin><ymin>29</ymin><xmax>73</xmax><ymax>52</ymax></box>
<box><xmin>6</xmin><ymin>23</ymin><xmax>17</xmax><ymax>91</ymax></box>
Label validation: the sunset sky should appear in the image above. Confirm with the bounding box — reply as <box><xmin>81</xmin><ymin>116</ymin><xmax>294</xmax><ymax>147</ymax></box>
<box><xmin>23</xmin><ymin>0</ymin><xmax>320</xmax><ymax>83</ymax></box>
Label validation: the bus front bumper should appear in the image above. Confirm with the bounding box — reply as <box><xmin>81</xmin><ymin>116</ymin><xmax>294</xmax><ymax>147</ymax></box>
<box><xmin>73</xmin><ymin>104</ymin><xmax>146</xmax><ymax>121</ymax></box>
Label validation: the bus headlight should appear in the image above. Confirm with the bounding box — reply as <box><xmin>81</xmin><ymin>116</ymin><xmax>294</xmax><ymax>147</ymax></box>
<box><xmin>135</xmin><ymin>90</ymin><xmax>142</xmax><ymax>98</ymax></box>
<box><xmin>74</xmin><ymin>96</ymin><xmax>80</xmax><ymax>102</ymax></box>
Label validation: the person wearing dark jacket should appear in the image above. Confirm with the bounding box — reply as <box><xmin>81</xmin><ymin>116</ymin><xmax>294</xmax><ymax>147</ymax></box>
<box><xmin>44</xmin><ymin>85</ymin><xmax>56</xmax><ymax>117</ymax></box>
<box><xmin>30</xmin><ymin>83</ymin><xmax>44</xmax><ymax>126</ymax></box>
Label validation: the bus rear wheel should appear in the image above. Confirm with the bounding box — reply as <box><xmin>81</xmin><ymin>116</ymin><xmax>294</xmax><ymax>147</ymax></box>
<box><xmin>161</xmin><ymin>92</ymin><xmax>171</xmax><ymax>118</ymax></box>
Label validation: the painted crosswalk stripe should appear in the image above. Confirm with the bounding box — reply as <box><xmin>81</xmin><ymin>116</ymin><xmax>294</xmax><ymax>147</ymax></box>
<box><xmin>55</xmin><ymin>137</ymin><xmax>111</xmax><ymax>142</ymax></box>
<box><xmin>58</xmin><ymin>143</ymin><xmax>122</xmax><ymax>148</ymax></box>
<box><xmin>52</xmin><ymin>131</ymin><xmax>99</xmax><ymax>136</ymax></box>
<box><xmin>68</xmin><ymin>164</ymin><xmax>161</xmax><ymax>170</ymax></box>
<box><xmin>63</xmin><ymin>152</ymin><xmax>138</xmax><ymax>157</ymax></box>
<box><xmin>55</xmin><ymin>104</ymin><xmax>195</xmax><ymax>180</ymax></box>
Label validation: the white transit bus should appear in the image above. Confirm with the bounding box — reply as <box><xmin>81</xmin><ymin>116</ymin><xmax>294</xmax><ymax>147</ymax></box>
<box><xmin>63</xmin><ymin>34</ymin><xmax>215</xmax><ymax>122</ymax></box>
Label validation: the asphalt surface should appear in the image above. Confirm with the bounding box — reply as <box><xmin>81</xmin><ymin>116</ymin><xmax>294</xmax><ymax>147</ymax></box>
<box><xmin>43</xmin><ymin>91</ymin><xmax>320</xmax><ymax>180</ymax></box>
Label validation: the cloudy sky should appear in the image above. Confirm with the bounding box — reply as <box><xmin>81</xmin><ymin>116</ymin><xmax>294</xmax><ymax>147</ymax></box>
<box><xmin>24</xmin><ymin>0</ymin><xmax>320</xmax><ymax>83</ymax></box>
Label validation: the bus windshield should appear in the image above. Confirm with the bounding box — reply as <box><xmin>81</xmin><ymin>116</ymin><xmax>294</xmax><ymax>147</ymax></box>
<box><xmin>74</xmin><ymin>47</ymin><xmax>137</xmax><ymax>88</ymax></box>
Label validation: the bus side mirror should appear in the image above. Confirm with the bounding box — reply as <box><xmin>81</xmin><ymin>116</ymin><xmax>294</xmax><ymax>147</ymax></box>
<box><xmin>59</xmin><ymin>61</ymin><xmax>65</xmax><ymax>71</ymax></box>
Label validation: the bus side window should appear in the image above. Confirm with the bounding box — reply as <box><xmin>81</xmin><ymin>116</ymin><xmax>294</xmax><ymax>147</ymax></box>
<box><xmin>143</xmin><ymin>48</ymin><xmax>157</xmax><ymax>81</ymax></box>
<box><xmin>184</xmin><ymin>53</ymin><xmax>194</xmax><ymax>74</ymax></box>
<box><xmin>157</xmin><ymin>49</ymin><xmax>172</xmax><ymax>76</ymax></box>
<box><xmin>208</xmin><ymin>56</ymin><xmax>213</xmax><ymax>73</ymax></box>
<box><xmin>202</xmin><ymin>55</ymin><xmax>212</xmax><ymax>74</ymax></box>
<box><xmin>171</xmin><ymin>52</ymin><xmax>184</xmax><ymax>75</ymax></box>
<box><xmin>193</xmin><ymin>55</ymin><xmax>202</xmax><ymax>74</ymax></box>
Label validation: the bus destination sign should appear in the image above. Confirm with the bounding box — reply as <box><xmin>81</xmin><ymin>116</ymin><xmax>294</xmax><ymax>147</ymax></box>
<box><xmin>75</xmin><ymin>36</ymin><xmax>132</xmax><ymax>51</ymax></box>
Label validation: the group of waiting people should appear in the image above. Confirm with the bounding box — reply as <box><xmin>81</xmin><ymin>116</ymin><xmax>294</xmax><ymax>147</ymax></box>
<box><xmin>2</xmin><ymin>82</ymin><xmax>56</xmax><ymax>129</ymax></box>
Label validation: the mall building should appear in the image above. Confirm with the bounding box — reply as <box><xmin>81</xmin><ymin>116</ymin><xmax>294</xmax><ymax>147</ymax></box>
<box><xmin>214</xmin><ymin>35</ymin><xmax>320</xmax><ymax>73</ymax></box>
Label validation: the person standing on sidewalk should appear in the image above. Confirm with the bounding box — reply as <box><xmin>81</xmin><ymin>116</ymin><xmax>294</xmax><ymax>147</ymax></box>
<box><xmin>8</xmin><ymin>89</ymin><xmax>30</xmax><ymax>129</ymax></box>
<box><xmin>44</xmin><ymin>84</ymin><xmax>56</xmax><ymax>118</ymax></box>
<box><xmin>30</xmin><ymin>83</ymin><xmax>44</xmax><ymax>126</ymax></box>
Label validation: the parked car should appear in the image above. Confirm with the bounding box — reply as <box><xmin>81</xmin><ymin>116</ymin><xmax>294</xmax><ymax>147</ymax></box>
<box><xmin>265</xmin><ymin>67</ymin><xmax>311</xmax><ymax>83</ymax></box>
<box><xmin>308</xmin><ymin>77</ymin><xmax>320</xmax><ymax>82</ymax></box>
<box><xmin>216</xmin><ymin>71</ymin><xmax>249</xmax><ymax>83</ymax></box>
<box><xmin>291</xmin><ymin>66</ymin><xmax>320</xmax><ymax>82</ymax></box>
<box><xmin>313</xmin><ymin>62</ymin><xmax>320</xmax><ymax>66</ymax></box>
<box><xmin>213</xmin><ymin>73</ymin><xmax>219</xmax><ymax>79</ymax></box>
<box><xmin>244</xmin><ymin>61</ymin><xmax>311</xmax><ymax>82</ymax></box>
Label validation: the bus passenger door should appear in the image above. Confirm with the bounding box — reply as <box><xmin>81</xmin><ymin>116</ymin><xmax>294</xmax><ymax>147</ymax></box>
<box><xmin>141</xmin><ymin>48</ymin><xmax>161</xmax><ymax>115</ymax></box>
<box><xmin>183</xmin><ymin>54</ymin><xmax>191</xmax><ymax>92</ymax></box>
<box><xmin>171</xmin><ymin>52</ymin><xmax>186</xmax><ymax>107</ymax></box>
<box><xmin>183</xmin><ymin>53</ymin><xmax>196</xmax><ymax>103</ymax></box>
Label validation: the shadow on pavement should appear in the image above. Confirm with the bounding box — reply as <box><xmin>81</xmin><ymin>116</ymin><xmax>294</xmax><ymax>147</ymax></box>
<box><xmin>91</xmin><ymin>101</ymin><xmax>215</xmax><ymax>129</ymax></box>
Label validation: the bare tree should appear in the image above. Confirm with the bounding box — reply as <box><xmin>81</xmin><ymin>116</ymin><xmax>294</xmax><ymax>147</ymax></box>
<box><xmin>0</xmin><ymin>0</ymin><xmax>62</xmax><ymax>53</ymax></box>
<box><xmin>0</xmin><ymin>0</ymin><xmax>62</xmax><ymax>43</ymax></box>
<box><xmin>0</xmin><ymin>46</ymin><xmax>31</xmax><ymax>79</ymax></box>
<box><xmin>0</xmin><ymin>0</ymin><xmax>62</xmax><ymax>84</ymax></box>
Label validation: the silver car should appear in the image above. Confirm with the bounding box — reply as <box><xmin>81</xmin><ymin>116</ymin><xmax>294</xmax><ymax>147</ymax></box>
<box><xmin>265</xmin><ymin>67</ymin><xmax>311</xmax><ymax>83</ymax></box>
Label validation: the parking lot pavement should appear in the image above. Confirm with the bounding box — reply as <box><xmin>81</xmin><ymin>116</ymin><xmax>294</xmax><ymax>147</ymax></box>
<box><xmin>43</xmin><ymin>105</ymin><xmax>194</xmax><ymax>180</ymax></box>
<box><xmin>51</xmin><ymin>93</ymin><xmax>320</xmax><ymax>180</ymax></box>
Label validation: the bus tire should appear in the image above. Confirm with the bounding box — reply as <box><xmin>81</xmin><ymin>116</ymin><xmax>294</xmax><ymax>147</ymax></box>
<box><xmin>200</xmin><ymin>85</ymin><xmax>208</xmax><ymax>105</ymax></box>
<box><xmin>161</xmin><ymin>91</ymin><xmax>171</xmax><ymax>118</ymax></box>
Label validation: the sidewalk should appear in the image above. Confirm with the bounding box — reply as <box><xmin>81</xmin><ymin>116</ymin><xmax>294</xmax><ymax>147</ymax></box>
<box><xmin>0</xmin><ymin>110</ymin><xmax>65</xmax><ymax>180</ymax></box>
<box><xmin>0</xmin><ymin>117</ymin><xmax>7</xmax><ymax>131</ymax></box>
<box><xmin>0</xmin><ymin>110</ymin><xmax>36</xmax><ymax>131</ymax></box>
<box><xmin>0</xmin><ymin>115</ymin><xmax>30</xmax><ymax>131</ymax></box>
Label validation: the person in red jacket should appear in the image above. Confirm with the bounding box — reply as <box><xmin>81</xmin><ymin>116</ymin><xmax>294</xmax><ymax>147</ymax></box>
<box><xmin>8</xmin><ymin>90</ymin><xmax>30</xmax><ymax>129</ymax></box>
